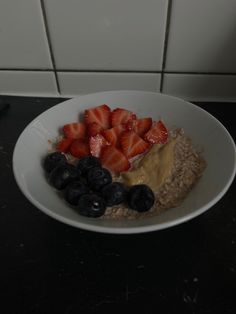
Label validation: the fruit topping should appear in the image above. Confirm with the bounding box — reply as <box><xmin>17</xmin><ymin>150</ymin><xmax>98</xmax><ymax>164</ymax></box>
<box><xmin>89</xmin><ymin>134</ymin><xmax>109</xmax><ymax>157</ymax></box>
<box><xmin>111</xmin><ymin>108</ymin><xmax>136</xmax><ymax>127</ymax></box>
<box><xmin>64</xmin><ymin>180</ymin><xmax>90</xmax><ymax>206</ymax></box>
<box><xmin>144</xmin><ymin>120</ymin><xmax>168</xmax><ymax>144</ymax></box>
<box><xmin>127</xmin><ymin>184</ymin><xmax>155</xmax><ymax>212</ymax></box>
<box><xmin>62</xmin><ymin>122</ymin><xmax>86</xmax><ymax>139</ymax></box>
<box><xmin>100</xmin><ymin>145</ymin><xmax>130</xmax><ymax>173</ymax></box>
<box><xmin>102</xmin><ymin>124</ymin><xmax>126</xmax><ymax>146</ymax></box>
<box><xmin>43</xmin><ymin>104</ymin><xmax>166</xmax><ymax>218</ymax></box>
<box><xmin>44</xmin><ymin>152</ymin><xmax>67</xmax><ymax>173</ymax></box>
<box><xmin>77</xmin><ymin>194</ymin><xmax>106</xmax><ymax>218</ymax></box>
<box><xmin>57</xmin><ymin>138</ymin><xmax>73</xmax><ymax>153</ymax></box>
<box><xmin>87</xmin><ymin>122</ymin><xmax>103</xmax><ymax>137</ymax></box>
<box><xmin>120</xmin><ymin>130</ymin><xmax>150</xmax><ymax>158</ymax></box>
<box><xmin>69</xmin><ymin>139</ymin><xmax>90</xmax><ymax>158</ymax></box>
<box><xmin>87</xmin><ymin>166</ymin><xmax>112</xmax><ymax>191</ymax></box>
<box><xmin>84</xmin><ymin>104</ymin><xmax>111</xmax><ymax>129</ymax></box>
<box><xmin>126</xmin><ymin>117</ymin><xmax>152</xmax><ymax>137</ymax></box>
<box><xmin>102</xmin><ymin>182</ymin><xmax>127</xmax><ymax>206</ymax></box>
<box><xmin>49</xmin><ymin>164</ymin><xmax>81</xmax><ymax>190</ymax></box>
<box><xmin>77</xmin><ymin>156</ymin><xmax>101</xmax><ymax>175</ymax></box>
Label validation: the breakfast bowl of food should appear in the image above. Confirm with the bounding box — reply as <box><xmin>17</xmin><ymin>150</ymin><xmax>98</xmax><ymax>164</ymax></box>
<box><xmin>13</xmin><ymin>91</ymin><xmax>236</xmax><ymax>234</ymax></box>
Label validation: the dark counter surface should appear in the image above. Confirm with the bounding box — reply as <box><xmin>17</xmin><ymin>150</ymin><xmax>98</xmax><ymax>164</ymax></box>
<box><xmin>0</xmin><ymin>96</ymin><xmax>235</xmax><ymax>314</ymax></box>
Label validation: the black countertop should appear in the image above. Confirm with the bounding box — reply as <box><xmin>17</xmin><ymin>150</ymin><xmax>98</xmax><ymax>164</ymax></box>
<box><xmin>0</xmin><ymin>96</ymin><xmax>236</xmax><ymax>314</ymax></box>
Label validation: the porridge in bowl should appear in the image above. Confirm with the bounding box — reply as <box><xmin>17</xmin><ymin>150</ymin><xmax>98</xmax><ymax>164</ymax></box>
<box><xmin>43</xmin><ymin>104</ymin><xmax>206</xmax><ymax>219</ymax></box>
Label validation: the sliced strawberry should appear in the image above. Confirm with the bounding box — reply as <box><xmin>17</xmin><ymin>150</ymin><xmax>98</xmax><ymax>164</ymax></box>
<box><xmin>111</xmin><ymin>108</ymin><xmax>136</xmax><ymax>127</ymax></box>
<box><xmin>84</xmin><ymin>104</ymin><xmax>111</xmax><ymax>129</ymax></box>
<box><xmin>102</xmin><ymin>124</ymin><xmax>126</xmax><ymax>146</ymax></box>
<box><xmin>87</xmin><ymin>122</ymin><xmax>103</xmax><ymax>137</ymax></box>
<box><xmin>100</xmin><ymin>146</ymin><xmax>130</xmax><ymax>173</ymax></box>
<box><xmin>89</xmin><ymin>134</ymin><xmax>109</xmax><ymax>158</ymax></box>
<box><xmin>57</xmin><ymin>137</ymin><xmax>73</xmax><ymax>153</ymax></box>
<box><xmin>62</xmin><ymin>122</ymin><xmax>86</xmax><ymax>139</ymax></box>
<box><xmin>120</xmin><ymin>131</ymin><xmax>151</xmax><ymax>158</ymax></box>
<box><xmin>126</xmin><ymin>117</ymin><xmax>152</xmax><ymax>137</ymax></box>
<box><xmin>69</xmin><ymin>139</ymin><xmax>90</xmax><ymax>158</ymax></box>
<box><xmin>144</xmin><ymin>120</ymin><xmax>168</xmax><ymax>144</ymax></box>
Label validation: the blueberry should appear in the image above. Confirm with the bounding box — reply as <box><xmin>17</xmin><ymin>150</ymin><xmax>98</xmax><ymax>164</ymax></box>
<box><xmin>87</xmin><ymin>167</ymin><xmax>112</xmax><ymax>191</ymax></box>
<box><xmin>77</xmin><ymin>156</ymin><xmax>101</xmax><ymax>175</ymax></box>
<box><xmin>44</xmin><ymin>152</ymin><xmax>67</xmax><ymax>173</ymax></box>
<box><xmin>77</xmin><ymin>194</ymin><xmax>106</xmax><ymax>218</ymax></box>
<box><xmin>64</xmin><ymin>181</ymin><xmax>90</xmax><ymax>206</ymax></box>
<box><xmin>127</xmin><ymin>184</ymin><xmax>155</xmax><ymax>212</ymax></box>
<box><xmin>102</xmin><ymin>182</ymin><xmax>127</xmax><ymax>206</ymax></box>
<box><xmin>49</xmin><ymin>164</ymin><xmax>81</xmax><ymax>190</ymax></box>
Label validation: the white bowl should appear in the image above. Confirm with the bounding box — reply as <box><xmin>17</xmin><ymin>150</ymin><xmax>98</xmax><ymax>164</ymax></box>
<box><xmin>13</xmin><ymin>91</ymin><xmax>236</xmax><ymax>234</ymax></box>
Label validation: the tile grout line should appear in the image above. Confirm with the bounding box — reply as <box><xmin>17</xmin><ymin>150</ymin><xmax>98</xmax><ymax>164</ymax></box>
<box><xmin>52</xmin><ymin>69</ymin><xmax>161</xmax><ymax>74</ymax></box>
<box><xmin>0</xmin><ymin>68</ymin><xmax>161</xmax><ymax>74</ymax></box>
<box><xmin>40</xmin><ymin>0</ymin><xmax>61</xmax><ymax>94</ymax></box>
<box><xmin>160</xmin><ymin>0</ymin><xmax>173</xmax><ymax>93</ymax></box>
<box><xmin>0</xmin><ymin>68</ymin><xmax>53</xmax><ymax>72</ymax></box>
<box><xmin>1</xmin><ymin>68</ymin><xmax>236</xmax><ymax>75</ymax></box>
<box><xmin>163</xmin><ymin>71</ymin><xmax>236</xmax><ymax>75</ymax></box>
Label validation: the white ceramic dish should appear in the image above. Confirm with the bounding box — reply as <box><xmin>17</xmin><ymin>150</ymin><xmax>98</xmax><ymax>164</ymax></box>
<box><xmin>13</xmin><ymin>91</ymin><xmax>236</xmax><ymax>234</ymax></box>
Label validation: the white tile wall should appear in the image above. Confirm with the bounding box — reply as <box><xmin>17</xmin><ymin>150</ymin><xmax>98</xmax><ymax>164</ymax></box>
<box><xmin>163</xmin><ymin>74</ymin><xmax>236</xmax><ymax>102</ymax></box>
<box><xmin>43</xmin><ymin>0</ymin><xmax>167</xmax><ymax>71</ymax></box>
<box><xmin>0</xmin><ymin>0</ymin><xmax>52</xmax><ymax>69</ymax></box>
<box><xmin>58</xmin><ymin>72</ymin><xmax>161</xmax><ymax>96</ymax></box>
<box><xmin>0</xmin><ymin>71</ymin><xmax>58</xmax><ymax>96</ymax></box>
<box><xmin>0</xmin><ymin>0</ymin><xmax>236</xmax><ymax>100</ymax></box>
<box><xmin>165</xmin><ymin>0</ymin><xmax>236</xmax><ymax>72</ymax></box>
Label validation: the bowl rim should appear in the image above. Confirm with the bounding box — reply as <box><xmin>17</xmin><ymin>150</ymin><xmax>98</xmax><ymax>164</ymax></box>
<box><xmin>12</xmin><ymin>90</ymin><xmax>236</xmax><ymax>234</ymax></box>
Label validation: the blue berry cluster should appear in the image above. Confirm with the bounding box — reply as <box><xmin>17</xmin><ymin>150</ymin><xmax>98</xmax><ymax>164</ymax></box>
<box><xmin>44</xmin><ymin>152</ymin><xmax>155</xmax><ymax>218</ymax></box>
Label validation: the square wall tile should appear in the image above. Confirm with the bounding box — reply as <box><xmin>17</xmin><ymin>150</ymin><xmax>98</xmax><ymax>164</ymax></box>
<box><xmin>163</xmin><ymin>74</ymin><xmax>236</xmax><ymax>102</ymax></box>
<box><xmin>44</xmin><ymin>0</ymin><xmax>167</xmax><ymax>71</ymax></box>
<box><xmin>0</xmin><ymin>0</ymin><xmax>52</xmax><ymax>68</ymax></box>
<box><xmin>165</xmin><ymin>0</ymin><xmax>236</xmax><ymax>72</ymax></box>
<box><xmin>0</xmin><ymin>71</ymin><xmax>58</xmax><ymax>96</ymax></box>
<box><xmin>58</xmin><ymin>72</ymin><xmax>161</xmax><ymax>96</ymax></box>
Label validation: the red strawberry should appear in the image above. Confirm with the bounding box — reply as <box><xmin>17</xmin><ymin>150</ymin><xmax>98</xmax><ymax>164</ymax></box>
<box><xmin>84</xmin><ymin>104</ymin><xmax>111</xmax><ymax>129</ymax></box>
<box><xmin>144</xmin><ymin>120</ymin><xmax>168</xmax><ymax>144</ymax></box>
<box><xmin>89</xmin><ymin>134</ymin><xmax>109</xmax><ymax>158</ymax></box>
<box><xmin>62</xmin><ymin>122</ymin><xmax>86</xmax><ymax>139</ymax></box>
<box><xmin>69</xmin><ymin>139</ymin><xmax>90</xmax><ymax>158</ymax></box>
<box><xmin>126</xmin><ymin>117</ymin><xmax>152</xmax><ymax>136</ymax></box>
<box><xmin>87</xmin><ymin>122</ymin><xmax>103</xmax><ymax>137</ymax></box>
<box><xmin>102</xmin><ymin>124</ymin><xmax>126</xmax><ymax>146</ymax></box>
<box><xmin>100</xmin><ymin>146</ymin><xmax>130</xmax><ymax>173</ymax></box>
<box><xmin>57</xmin><ymin>138</ymin><xmax>73</xmax><ymax>153</ymax></box>
<box><xmin>111</xmin><ymin>108</ymin><xmax>136</xmax><ymax>127</ymax></box>
<box><xmin>120</xmin><ymin>131</ymin><xmax>151</xmax><ymax>158</ymax></box>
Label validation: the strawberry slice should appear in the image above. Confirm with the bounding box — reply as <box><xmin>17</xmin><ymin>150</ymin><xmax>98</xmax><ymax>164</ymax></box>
<box><xmin>126</xmin><ymin>117</ymin><xmax>152</xmax><ymax>137</ymax></box>
<box><xmin>87</xmin><ymin>122</ymin><xmax>103</xmax><ymax>137</ymax></box>
<box><xmin>84</xmin><ymin>104</ymin><xmax>111</xmax><ymax>129</ymax></box>
<box><xmin>57</xmin><ymin>138</ymin><xmax>73</xmax><ymax>153</ymax></box>
<box><xmin>69</xmin><ymin>139</ymin><xmax>90</xmax><ymax>158</ymax></box>
<box><xmin>89</xmin><ymin>134</ymin><xmax>109</xmax><ymax>158</ymax></box>
<box><xmin>120</xmin><ymin>131</ymin><xmax>151</xmax><ymax>158</ymax></box>
<box><xmin>144</xmin><ymin>120</ymin><xmax>168</xmax><ymax>144</ymax></box>
<box><xmin>102</xmin><ymin>124</ymin><xmax>126</xmax><ymax>146</ymax></box>
<box><xmin>111</xmin><ymin>108</ymin><xmax>136</xmax><ymax>127</ymax></box>
<box><xmin>100</xmin><ymin>146</ymin><xmax>130</xmax><ymax>173</ymax></box>
<box><xmin>62</xmin><ymin>122</ymin><xmax>86</xmax><ymax>139</ymax></box>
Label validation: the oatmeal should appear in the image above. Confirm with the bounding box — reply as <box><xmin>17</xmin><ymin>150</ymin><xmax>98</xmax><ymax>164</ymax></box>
<box><xmin>44</xmin><ymin>104</ymin><xmax>206</xmax><ymax>220</ymax></box>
